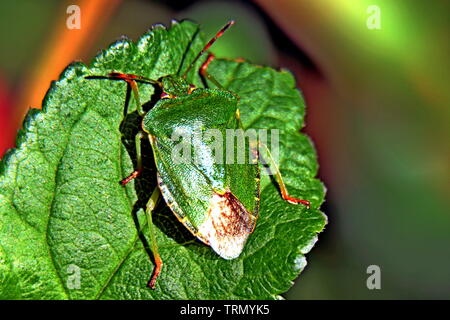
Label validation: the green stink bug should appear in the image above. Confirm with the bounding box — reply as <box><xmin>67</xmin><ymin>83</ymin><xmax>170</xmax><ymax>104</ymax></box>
<box><xmin>87</xmin><ymin>21</ymin><xmax>310</xmax><ymax>289</ymax></box>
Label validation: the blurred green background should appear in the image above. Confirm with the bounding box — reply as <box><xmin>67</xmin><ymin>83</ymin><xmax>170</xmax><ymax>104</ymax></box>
<box><xmin>0</xmin><ymin>0</ymin><xmax>448</xmax><ymax>299</ymax></box>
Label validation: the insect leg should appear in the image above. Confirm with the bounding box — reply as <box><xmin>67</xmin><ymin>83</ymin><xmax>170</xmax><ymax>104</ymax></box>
<box><xmin>110</xmin><ymin>73</ymin><xmax>146</xmax><ymax>116</ymax></box>
<box><xmin>128</xmin><ymin>79</ymin><xmax>145</xmax><ymax>116</ymax></box>
<box><xmin>86</xmin><ymin>73</ymin><xmax>161</xmax><ymax>116</ymax></box>
<box><xmin>200</xmin><ymin>50</ymin><xmax>247</xmax><ymax>89</ymax></box>
<box><xmin>199</xmin><ymin>53</ymin><xmax>226</xmax><ymax>89</ymax></box>
<box><xmin>145</xmin><ymin>187</ymin><xmax>163</xmax><ymax>289</ymax></box>
<box><xmin>258</xmin><ymin>142</ymin><xmax>311</xmax><ymax>208</ymax></box>
<box><xmin>120</xmin><ymin>131</ymin><xmax>145</xmax><ymax>185</ymax></box>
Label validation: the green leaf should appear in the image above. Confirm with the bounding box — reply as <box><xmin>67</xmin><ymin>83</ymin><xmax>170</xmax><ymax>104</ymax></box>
<box><xmin>0</xmin><ymin>20</ymin><xmax>326</xmax><ymax>299</ymax></box>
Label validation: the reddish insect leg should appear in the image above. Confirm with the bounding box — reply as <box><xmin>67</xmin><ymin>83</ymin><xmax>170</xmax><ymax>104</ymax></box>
<box><xmin>281</xmin><ymin>191</ymin><xmax>311</xmax><ymax>207</ymax></box>
<box><xmin>199</xmin><ymin>53</ymin><xmax>225</xmax><ymax>89</ymax></box>
<box><xmin>148</xmin><ymin>254</ymin><xmax>163</xmax><ymax>289</ymax></box>
<box><xmin>86</xmin><ymin>72</ymin><xmax>161</xmax><ymax>116</ymax></box>
<box><xmin>258</xmin><ymin>142</ymin><xmax>310</xmax><ymax>208</ymax></box>
<box><xmin>120</xmin><ymin>170</ymin><xmax>142</xmax><ymax>186</ymax></box>
<box><xmin>108</xmin><ymin>72</ymin><xmax>148</xmax><ymax>116</ymax></box>
<box><xmin>145</xmin><ymin>187</ymin><xmax>163</xmax><ymax>289</ymax></box>
<box><xmin>200</xmin><ymin>54</ymin><xmax>246</xmax><ymax>91</ymax></box>
<box><xmin>200</xmin><ymin>53</ymin><xmax>245</xmax><ymax>77</ymax></box>
<box><xmin>120</xmin><ymin>131</ymin><xmax>145</xmax><ymax>185</ymax></box>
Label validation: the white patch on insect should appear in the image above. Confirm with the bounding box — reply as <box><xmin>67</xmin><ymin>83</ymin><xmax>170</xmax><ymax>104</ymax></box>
<box><xmin>198</xmin><ymin>192</ymin><xmax>255</xmax><ymax>259</ymax></box>
<box><xmin>157</xmin><ymin>173</ymin><xmax>183</xmax><ymax>218</ymax></box>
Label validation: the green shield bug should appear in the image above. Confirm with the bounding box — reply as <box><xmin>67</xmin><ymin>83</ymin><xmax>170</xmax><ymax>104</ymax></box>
<box><xmin>87</xmin><ymin>21</ymin><xmax>310</xmax><ymax>289</ymax></box>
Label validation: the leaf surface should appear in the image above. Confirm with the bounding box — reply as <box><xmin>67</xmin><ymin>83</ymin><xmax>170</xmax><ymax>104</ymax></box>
<box><xmin>0</xmin><ymin>21</ymin><xmax>326</xmax><ymax>299</ymax></box>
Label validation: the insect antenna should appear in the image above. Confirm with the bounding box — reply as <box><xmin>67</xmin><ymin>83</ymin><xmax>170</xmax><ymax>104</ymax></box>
<box><xmin>85</xmin><ymin>73</ymin><xmax>161</xmax><ymax>86</ymax></box>
<box><xmin>182</xmin><ymin>20</ymin><xmax>235</xmax><ymax>78</ymax></box>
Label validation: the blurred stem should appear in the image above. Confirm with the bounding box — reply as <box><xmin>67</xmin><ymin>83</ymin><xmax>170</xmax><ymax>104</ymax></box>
<box><xmin>14</xmin><ymin>0</ymin><xmax>122</xmax><ymax>128</ymax></box>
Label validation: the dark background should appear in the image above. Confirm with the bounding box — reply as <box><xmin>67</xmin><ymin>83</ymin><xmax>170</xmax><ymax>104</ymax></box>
<box><xmin>0</xmin><ymin>0</ymin><xmax>448</xmax><ymax>299</ymax></box>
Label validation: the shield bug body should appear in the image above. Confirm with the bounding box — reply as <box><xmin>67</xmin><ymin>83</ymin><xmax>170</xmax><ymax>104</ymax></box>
<box><xmin>87</xmin><ymin>21</ymin><xmax>309</xmax><ymax>289</ymax></box>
